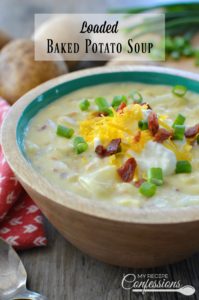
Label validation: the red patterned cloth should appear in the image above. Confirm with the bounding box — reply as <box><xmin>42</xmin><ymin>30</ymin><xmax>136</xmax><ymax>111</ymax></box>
<box><xmin>0</xmin><ymin>98</ymin><xmax>47</xmax><ymax>250</ymax></box>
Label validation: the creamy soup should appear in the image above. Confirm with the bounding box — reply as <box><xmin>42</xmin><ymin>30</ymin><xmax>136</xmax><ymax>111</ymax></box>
<box><xmin>24</xmin><ymin>83</ymin><xmax>199</xmax><ymax>209</ymax></box>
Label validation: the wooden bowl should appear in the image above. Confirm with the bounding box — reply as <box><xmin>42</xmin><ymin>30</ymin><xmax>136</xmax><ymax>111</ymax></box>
<box><xmin>1</xmin><ymin>66</ymin><xmax>199</xmax><ymax>268</ymax></box>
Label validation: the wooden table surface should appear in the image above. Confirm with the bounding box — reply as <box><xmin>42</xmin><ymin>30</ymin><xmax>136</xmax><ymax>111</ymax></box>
<box><xmin>1</xmin><ymin>1</ymin><xmax>199</xmax><ymax>299</ymax></box>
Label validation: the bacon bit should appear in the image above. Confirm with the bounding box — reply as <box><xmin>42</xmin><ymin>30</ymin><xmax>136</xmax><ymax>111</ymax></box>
<box><xmin>154</xmin><ymin>128</ymin><xmax>172</xmax><ymax>143</ymax></box>
<box><xmin>95</xmin><ymin>139</ymin><xmax>121</xmax><ymax>158</ymax></box>
<box><xmin>117</xmin><ymin>102</ymin><xmax>127</xmax><ymax>112</ymax></box>
<box><xmin>69</xmin><ymin>112</ymin><xmax>77</xmax><ymax>117</ymax></box>
<box><xmin>99</xmin><ymin>112</ymin><xmax>109</xmax><ymax>117</ymax></box>
<box><xmin>95</xmin><ymin>145</ymin><xmax>107</xmax><ymax>157</ymax></box>
<box><xmin>92</xmin><ymin>111</ymin><xmax>109</xmax><ymax>117</ymax></box>
<box><xmin>106</xmin><ymin>138</ymin><xmax>121</xmax><ymax>155</ymax></box>
<box><xmin>133</xmin><ymin>178</ymin><xmax>146</xmax><ymax>188</ymax></box>
<box><xmin>38</xmin><ymin>124</ymin><xmax>47</xmax><ymax>131</ymax></box>
<box><xmin>185</xmin><ymin>123</ymin><xmax>199</xmax><ymax>138</ymax></box>
<box><xmin>133</xmin><ymin>131</ymin><xmax>141</xmax><ymax>143</ymax></box>
<box><xmin>51</xmin><ymin>157</ymin><xmax>58</xmax><ymax>160</ymax></box>
<box><xmin>117</xmin><ymin>158</ymin><xmax>137</xmax><ymax>182</ymax></box>
<box><xmin>141</xmin><ymin>102</ymin><xmax>152</xmax><ymax>110</ymax></box>
<box><xmin>148</xmin><ymin>111</ymin><xmax>159</xmax><ymax>135</ymax></box>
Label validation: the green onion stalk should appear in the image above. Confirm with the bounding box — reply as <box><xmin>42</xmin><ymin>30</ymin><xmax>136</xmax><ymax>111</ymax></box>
<box><xmin>110</xmin><ymin>2</ymin><xmax>199</xmax><ymax>64</ymax></box>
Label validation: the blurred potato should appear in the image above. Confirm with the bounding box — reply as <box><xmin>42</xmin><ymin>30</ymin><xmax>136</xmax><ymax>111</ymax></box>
<box><xmin>0</xmin><ymin>30</ymin><xmax>11</xmax><ymax>50</ymax></box>
<box><xmin>0</xmin><ymin>39</ymin><xmax>68</xmax><ymax>104</ymax></box>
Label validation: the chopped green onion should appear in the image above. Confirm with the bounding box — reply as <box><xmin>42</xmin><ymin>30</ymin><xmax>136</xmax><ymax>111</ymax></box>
<box><xmin>148</xmin><ymin>168</ymin><xmax>163</xmax><ymax>186</ymax></box>
<box><xmin>129</xmin><ymin>91</ymin><xmax>143</xmax><ymax>103</ymax></box>
<box><xmin>139</xmin><ymin>182</ymin><xmax>157</xmax><ymax>198</ymax></box>
<box><xmin>172</xmin><ymin>85</ymin><xmax>187</xmax><ymax>97</ymax></box>
<box><xmin>172</xmin><ymin>114</ymin><xmax>186</xmax><ymax>128</ymax></box>
<box><xmin>95</xmin><ymin>97</ymin><xmax>109</xmax><ymax>110</ymax></box>
<box><xmin>173</xmin><ymin>125</ymin><xmax>185</xmax><ymax>140</ymax></box>
<box><xmin>111</xmin><ymin>95</ymin><xmax>127</xmax><ymax>109</ymax></box>
<box><xmin>95</xmin><ymin>97</ymin><xmax>113</xmax><ymax>116</ymax></box>
<box><xmin>176</xmin><ymin>160</ymin><xmax>192</xmax><ymax>174</ymax></box>
<box><xmin>56</xmin><ymin>125</ymin><xmax>74</xmax><ymax>139</ymax></box>
<box><xmin>195</xmin><ymin>50</ymin><xmax>199</xmax><ymax>66</ymax></box>
<box><xmin>182</xmin><ymin>46</ymin><xmax>194</xmax><ymax>57</ymax></box>
<box><xmin>76</xmin><ymin>143</ymin><xmax>88</xmax><ymax>154</ymax></box>
<box><xmin>171</xmin><ymin>51</ymin><xmax>180</xmax><ymax>60</ymax></box>
<box><xmin>79</xmin><ymin>99</ymin><xmax>90</xmax><ymax>111</ymax></box>
<box><xmin>73</xmin><ymin>136</ymin><xmax>88</xmax><ymax>154</ymax></box>
<box><xmin>173</xmin><ymin>36</ymin><xmax>186</xmax><ymax>50</ymax></box>
<box><xmin>165</xmin><ymin>36</ymin><xmax>174</xmax><ymax>53</ymax></box>
<box><xmin>138</xmin><ymin>120</ymin><xmax>148</xmax><ymax>131</ymax></box>
<box><xmin>102</xmin><ymin>108</ymin><xmax>114</xmax><ymax>116</ymax></box>
<box><xmin>73</xmin><ymin>136</ymin><xmax>85</xmax><ymax>147</ymax></box>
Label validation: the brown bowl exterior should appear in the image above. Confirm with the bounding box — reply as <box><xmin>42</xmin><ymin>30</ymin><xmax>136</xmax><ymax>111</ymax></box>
<box><xmin>21</xmin><ymin>180</ymin><xmax>199</xmax><ymax>268</ymax></box>
<box><xmin>2</xmin><ymin>66</ymin><xmax>199</xmax><ymax>268</ymax></box>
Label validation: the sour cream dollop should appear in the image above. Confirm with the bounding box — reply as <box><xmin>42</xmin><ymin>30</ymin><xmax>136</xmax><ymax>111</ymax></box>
<box><xmin>130</xmin><ymin>141</ymin><xmax>177</xmax><ymax>176</ymax></box>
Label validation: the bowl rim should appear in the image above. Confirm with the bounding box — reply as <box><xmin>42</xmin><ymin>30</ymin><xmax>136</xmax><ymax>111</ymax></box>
<box><xmin>1</xmin><ymin>65</ymin><xmax>199</xmax><ymax>225</ymax></box>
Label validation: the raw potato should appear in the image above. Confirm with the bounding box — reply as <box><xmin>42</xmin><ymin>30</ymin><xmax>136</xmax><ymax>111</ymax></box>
<box><xmin>0</xmin><ymin>39</ymin><xmax>68</xmax><ymax>104</ymax></box>
<box><xmin>0</xmin><ymin>30</ymin><xmax>11</xmax><ymax>50</ymax></box>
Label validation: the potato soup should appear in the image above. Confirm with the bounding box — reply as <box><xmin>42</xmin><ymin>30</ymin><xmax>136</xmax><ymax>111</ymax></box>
<box><xmin>24</xmin><ymin>83</ymin><xmax>199</xmax><ymax>209</ymax></box>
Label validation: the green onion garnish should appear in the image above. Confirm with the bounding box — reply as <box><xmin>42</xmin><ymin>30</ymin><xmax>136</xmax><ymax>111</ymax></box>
<box><xmin>73</xmin><ymin>136</ymin><xmax>85</xmax><ymax>146</ymax></box>
<box><xmin>95</xmin><ymin>97</ymin><xmax>109</xmax><ymax>110</ymax></box>
<box><xmin>139</xmin><ymin>182</ymin><xmax>157</xmax><ymax>198</ymax></box>
<box><xmin>172</xmin><ymin>114</ymin><xmax>186</xmax><ymax>128</ymax></box>
<box><xmin>171</xmin><ymin>51</ymin><xmax>180</xmax><ymax>61</ymax></box>
<box><xmin>173</xmin><ymin>125</ymin><xmax>185</xmax><ymax>140</ymax></box>
<box><xmin>56</xmin><ymin>125</ymin><xmax>74</xmax><ymax>139</ymax></box>
<box><xmin>138</xmin><ymin>120</ymin><xmax>148</xmax><ymax>131</ymax></box>
<box><xmin>79</xmin><ymin>99</ymin><xmax>90</xmax><ymax>111</ymax></box>
<box><xmin>165</xmin><ymin>36</ymin><xmax>174</xmax><ymax>52</ymax></box>
<box><xmin>195</xmin><ymin>51</ymin><xmax>199</xmax><ymax>66</ymax></box>
<box><xmin>172</xmin><ymin>85</ymin><xmax>187</xmax><ymax>97</ymax></box>
<box><xmin>73</xmin><ymin>136</ymin><xmax>88</xmax><ymax>154</ymax></box>
<box><xmin>176</xmin><ymin>160</ymin><xmax>192</xmax><ymax>174</ymax></box>
<box><xmin>173</xmin><ymin>36</ymin><xmax>186</xmax><ymax>50</ymax></box>
<box><xmin>148</xmin><ymin>168</ymin><xmax>163</xmax><ymax>186</ymax></box>
<box><xmin>95</xmin><ymin>97</ymin><xmax>113</xmax><ymax>116</ymax></box>
<box><xmin>111</xmin><ymin>95</ymin><xmax>127</xmax><ymax>109</ymax></box>
<box><xmin>102</xmin><ymin>108</ymin><xmax>114</xmax><ymax>116</ymax></box>
<box><xmin>129</xmin><ymin>91</ymin><xmax>143</xmax><ymax>103</ymax></box>
<box><xmin>182</xmin><ymin>46</ymin><xmax>194</xmax><ymax>57</ymax></box>
<box><xmin>76</xmin><ymin>143</ymin><xmax>88</xmax><ymax>154</ymax></box>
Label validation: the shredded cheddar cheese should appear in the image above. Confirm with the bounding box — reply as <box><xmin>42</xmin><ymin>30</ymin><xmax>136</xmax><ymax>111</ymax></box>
<box><xmin>159</xmin><ymin>118</ymin><xmax>172</xmax><ymax>131</ymax></box>
<box><xmin>79</xmin><ymin>102</ymin><xmax>193</xmax><ymax>166</ymax></box>
<box><xmin>80</xmin><ymin>104</ymin><xmax>151</xmax><ymax>150</ymax></box>
<box><xmin>164</xmin><ymin>139</ymin><xmax>192</xmax><ymax>161</ymax></box>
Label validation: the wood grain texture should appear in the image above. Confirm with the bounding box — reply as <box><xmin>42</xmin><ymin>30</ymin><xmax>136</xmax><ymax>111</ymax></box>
<box><xmin>19</xmin><ymin>219</ymin><xmax>199</xmax><ymax>300</ymax></box>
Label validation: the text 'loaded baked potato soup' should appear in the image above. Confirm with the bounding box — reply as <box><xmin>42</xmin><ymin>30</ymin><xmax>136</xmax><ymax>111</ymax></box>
<box><xmin>24</xmin><ymin>82</ymin><xmax>199</xmax><ymax>209</ymax></box>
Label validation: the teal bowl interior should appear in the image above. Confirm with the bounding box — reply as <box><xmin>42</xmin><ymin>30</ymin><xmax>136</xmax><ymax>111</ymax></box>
<box><xmin>17</xmin><ymin>70</ymin><xmax>199</xmax><ymax>158</ymax></box>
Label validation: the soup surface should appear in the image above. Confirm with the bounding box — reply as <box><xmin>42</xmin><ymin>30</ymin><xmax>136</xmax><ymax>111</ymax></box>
<box><xmin>24</xmin><ymin>83</ymin><xmax>199</xmax><ymax>208</ymax></box>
